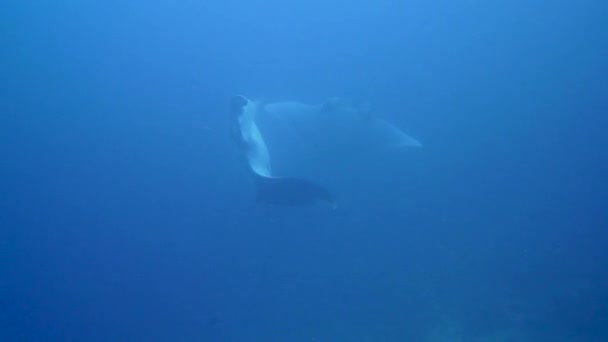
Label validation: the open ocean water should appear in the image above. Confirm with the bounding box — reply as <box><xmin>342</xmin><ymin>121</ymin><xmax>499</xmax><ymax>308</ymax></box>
<box><xmin>1</xmin><ymin>0</ymin><xmax>607</xmax><ymax>341</ymax></box>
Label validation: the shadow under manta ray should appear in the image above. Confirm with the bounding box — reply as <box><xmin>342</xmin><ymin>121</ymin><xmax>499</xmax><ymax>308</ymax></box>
<box><xmin>230</xmin><ymin>95</ymin><xmax>335</xmax><ymax>207</ymax></box>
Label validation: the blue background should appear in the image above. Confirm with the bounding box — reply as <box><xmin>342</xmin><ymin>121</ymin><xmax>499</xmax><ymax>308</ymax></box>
<box><xmin>1</xmin><ymin>0</ymin><xmax>607</xmax><ymax>340</ymax></box>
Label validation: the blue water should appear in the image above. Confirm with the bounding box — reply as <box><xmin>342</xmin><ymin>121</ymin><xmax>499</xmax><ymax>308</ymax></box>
<box><xmin>1</xmin><ymin>0</ymin><xmax>607</xmax><ymax>341</ymax></box>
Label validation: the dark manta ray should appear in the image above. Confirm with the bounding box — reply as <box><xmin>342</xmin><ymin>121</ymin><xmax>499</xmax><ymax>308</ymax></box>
<box><xmin>230</xmin><ymin>95</ymin><xmax>335</xmax><ymax>206</ymax></box>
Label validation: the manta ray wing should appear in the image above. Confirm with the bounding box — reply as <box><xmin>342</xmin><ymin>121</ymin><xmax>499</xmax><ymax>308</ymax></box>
<box><xmin>253</xmin><ymin>98</ymin><xmax>422</xmax><ymax>176</ymax></box>
<box><xmin>370</xmin><ymin>118</ymin><xmax>422</xmax><ymax>148</ymax></box>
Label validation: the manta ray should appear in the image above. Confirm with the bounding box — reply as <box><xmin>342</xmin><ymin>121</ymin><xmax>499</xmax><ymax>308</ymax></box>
<box><xmin>230</xmin><ymin>95</ymin><xmax>421</xmax><ymax>206</ymax></box>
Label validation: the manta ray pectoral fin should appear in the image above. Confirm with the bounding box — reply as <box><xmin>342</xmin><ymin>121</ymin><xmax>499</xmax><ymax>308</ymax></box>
<box><xmin>371</xmin><ymin>118</ymin><xmax>422</xmax><ymax>147</ymax></box>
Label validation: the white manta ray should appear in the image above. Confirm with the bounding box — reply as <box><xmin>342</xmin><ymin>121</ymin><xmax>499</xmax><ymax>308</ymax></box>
<box><xmin>230</xmin><ymin>95</ymin><xmax>421</xmax><ymax>206</ymax></box>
